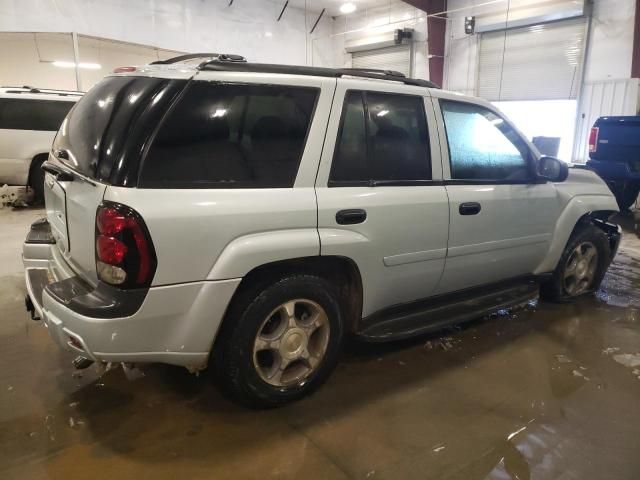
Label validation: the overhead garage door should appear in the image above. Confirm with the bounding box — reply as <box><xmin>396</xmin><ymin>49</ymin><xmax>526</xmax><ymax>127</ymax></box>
<box><xmin>352</xmin><ymin>44</ymin><xmax>411</xmax><ymax>77</ymax></box>
<box><xmin>478</xmin><ymin>17</ymin><xmax>587</xmax><ymax>101</ymax></box>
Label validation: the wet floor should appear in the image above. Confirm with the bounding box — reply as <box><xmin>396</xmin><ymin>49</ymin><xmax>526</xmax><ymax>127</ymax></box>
<box><xmin>1</xmin><ymin>207</ymin><xmax>640</xmax><ymax>480</ymax></box>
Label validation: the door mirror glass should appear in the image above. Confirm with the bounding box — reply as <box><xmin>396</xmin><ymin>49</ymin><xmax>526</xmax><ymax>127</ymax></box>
<box><xmin>538</xmin><ymin>156</ymin><xmax>569</xmax><ymax>182</ymax></box>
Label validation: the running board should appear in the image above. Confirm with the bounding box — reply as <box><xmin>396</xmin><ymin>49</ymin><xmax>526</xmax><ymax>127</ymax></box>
<box><xmin>356</xmin><ymin>276</ymin><xmax>545</xmax><ymax>342</ymax></box>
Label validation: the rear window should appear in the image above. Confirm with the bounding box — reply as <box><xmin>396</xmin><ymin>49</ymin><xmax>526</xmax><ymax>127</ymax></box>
<box><xmin>53</xmin><ymin>76</ymin><xmax>180</xmax><ymax>183</ymax></box>
<box><xmin>139</xmin><ymin>81</ymin><xmax>319</xmax><ymax>188</ymax></box>
<box><xmin>0</xmin><ymin>98</ymin><xmax>74</xmax><ymax>131</ymax></box>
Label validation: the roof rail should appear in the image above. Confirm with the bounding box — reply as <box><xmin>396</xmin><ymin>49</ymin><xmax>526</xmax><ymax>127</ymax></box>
<box><xmin>340</xmin><ymin>67</ymin><xmax>406</xmax><ymax>78</ymax></box>
<box><xmin>150</xmin><ymin>53</ymin><xmax>247</xmax><ymax>65</ymax></box>
<box><xmin>199</xmin><ymin>61</ymin><xmax>440</xmax><ymax>89</ymax></box>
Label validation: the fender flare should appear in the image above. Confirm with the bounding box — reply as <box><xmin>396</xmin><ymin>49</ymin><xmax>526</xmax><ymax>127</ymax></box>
<box><xmin>206</xmin><ymin>228</ymin><xmax>321</xmax><ymax>280</ymax></box>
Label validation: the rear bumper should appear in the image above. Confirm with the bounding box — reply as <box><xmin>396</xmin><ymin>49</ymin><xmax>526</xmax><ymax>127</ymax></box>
<box><xmin>586</xmin><ymin>159</ymin><xmax>640</xmax><ymax>181</ymax></box>
<box><xmin>23</xmin><ymin>219</ymin><xmax>240</xmax><ymax>369</ymax></box>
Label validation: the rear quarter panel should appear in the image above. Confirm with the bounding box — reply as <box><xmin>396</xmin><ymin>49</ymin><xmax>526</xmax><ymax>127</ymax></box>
<box><xmin>104</xmin><ymin>73</ymin><xmax>336</xmax><ymax>286</ymax></box>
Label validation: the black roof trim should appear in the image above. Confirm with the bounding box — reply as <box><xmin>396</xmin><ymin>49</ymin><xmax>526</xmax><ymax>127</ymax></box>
<box><xmin>198</xmin><ymin>61</ymin><xmax>440</xmax><ymax>89</ymax></box>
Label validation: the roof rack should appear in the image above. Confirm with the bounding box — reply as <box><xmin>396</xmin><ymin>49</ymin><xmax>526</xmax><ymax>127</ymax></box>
<box><xmin>198</xmin><ymin>60</ymin><xmax>440</xmax><ymax>89</ymax></box>
<box><xmin>150</xmin><ymin>53</ymin><xmax>247</xmax><ymax>65</ymax></box>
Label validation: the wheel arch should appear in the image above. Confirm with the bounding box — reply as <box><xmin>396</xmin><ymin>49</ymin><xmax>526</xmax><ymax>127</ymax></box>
<box><xmin>27</xmin><ymin>152</ymin><xmax>49</xmax><ymax>186</ymax></box>
<box><xmin>534</xmin><ymin>194</ymin><xmax>619</xmax><ymax>274</ymax></box>
<box><xmin>218</xmin><ymin>255</ymin><xmax>364</xmax><ymax>340</ymax></box>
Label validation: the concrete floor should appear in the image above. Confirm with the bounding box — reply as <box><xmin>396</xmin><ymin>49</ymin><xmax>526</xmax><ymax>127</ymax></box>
<box><xmin>1</xmin><ymin>206</ymin><xmax>640</xmax><ymax>480</ymax></box>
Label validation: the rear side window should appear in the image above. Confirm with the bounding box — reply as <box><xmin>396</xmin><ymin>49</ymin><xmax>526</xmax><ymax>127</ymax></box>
<box><xmin>0</xmin><ymin>98</ymin><xmax>74</xmax><ymax>131</ymax></box>
<box><xmin>140</xmin><ymin>82</ymin><xmax>319</xmax><ymax>188</ymax></box>
<box><xmin>440</xmin><ymin>100</ymin><xmax>531</xmax><ymax>181</ymax></box>
<box><xmin>330</xmin><ymin>91</ymin><xmax>431</xmax><ymax>185</ymax></box>
<box><xmin>54</xmin><ymin>76</ymin><xmax>176</xmax><ymax>182</ymax></box>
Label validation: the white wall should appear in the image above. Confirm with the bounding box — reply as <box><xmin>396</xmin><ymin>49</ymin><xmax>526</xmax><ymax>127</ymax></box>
<box><xmin>0</xmin><ymin>0</ymin><xmax>334</xmax><ymax>67</ymax></box>
<box><xmin>443</xmin><ymin>0</ymin><xmax>637</xmax><ymax>94</ymax></box>
<box><xmin>584</xmin><ymin>0</ymin><xmax>636</xmax><ymax>82</ymax></box>
<box><xmin>326</xmin><ymin>1</ymin><xmax>430</xmax><ymax>80</ymax></box>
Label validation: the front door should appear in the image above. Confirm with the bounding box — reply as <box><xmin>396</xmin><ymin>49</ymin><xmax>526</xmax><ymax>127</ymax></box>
<box><xmin>432</xmin><ymin>94</ymin><xmax>562</xmax><ymax>294</ymax></box>
<box><xmin>314</xmin><ymin>79</ymin><xmax>450</xmax><ymax>318</ymax></box>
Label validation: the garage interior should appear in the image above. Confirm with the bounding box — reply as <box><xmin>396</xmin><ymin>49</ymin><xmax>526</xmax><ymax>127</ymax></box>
<box><xmin>1</xmin><ymin>0</ymin><xmax>640</xmax><ymax>479</ymax></box>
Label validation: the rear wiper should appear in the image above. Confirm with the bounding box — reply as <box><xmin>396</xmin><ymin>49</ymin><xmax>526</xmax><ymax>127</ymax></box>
<box><xmin>42</xmin><ymin>161</ymin><xmax>74</xmax><ymax>182</ymax></box>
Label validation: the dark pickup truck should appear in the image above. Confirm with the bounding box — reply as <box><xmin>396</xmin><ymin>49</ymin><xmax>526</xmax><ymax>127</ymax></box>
<box><xmin>587</xmin><ymin>116</ymin><xmax>640</xmax><ymax>210</ymax></box>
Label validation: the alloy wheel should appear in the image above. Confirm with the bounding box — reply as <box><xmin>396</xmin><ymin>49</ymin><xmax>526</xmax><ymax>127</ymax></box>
<box><xmin>563</xmin><ymin>241</ymin><xmax>598</xmax><ymax>296</ymax></box>
<box><xmin>253</xmin><ymin>299</ymin><xmax>330</xmax><ymax>387</ymax></box>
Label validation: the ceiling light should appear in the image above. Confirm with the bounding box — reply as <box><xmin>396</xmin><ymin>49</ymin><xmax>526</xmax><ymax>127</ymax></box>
<box><xmin>340</xmin><ymin>3</ymin><xmax>357</xmax><ymax>14</ymax></box>
<box><xmin>52</xmin><ymin>61</ymin><xmax>101</xmax><ymax>69</ymax></box>
<box><xmin>265</xmin><ymin>31</ymin><xmax>273</xmax><ymax>37</ymax></box>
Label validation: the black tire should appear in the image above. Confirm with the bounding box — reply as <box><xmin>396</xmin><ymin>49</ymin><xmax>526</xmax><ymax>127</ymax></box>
<box><xmin>28</xmin><ymin>155</ymin><xmax>47</xmax><ymax>205</ymax></box>
<box><xmin>212</xmin><ymin>274</ymin><xmax>345</xmax><ymax>408</ymax></box>
<box><xmin>614</xmin><ymin>182</ymin><xmax>639</xmax><ymax>211</ymax></box>
<box><xmin>540</xmin><ymin>223</ymin><xmax>611</xmax><ymax>302</ymax></box>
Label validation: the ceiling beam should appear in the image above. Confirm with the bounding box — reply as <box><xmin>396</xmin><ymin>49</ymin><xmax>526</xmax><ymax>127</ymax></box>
<box><xmin>403</xmin><ymin>0</ymin><xmax>447</xmax><ymax>87</ymax></box>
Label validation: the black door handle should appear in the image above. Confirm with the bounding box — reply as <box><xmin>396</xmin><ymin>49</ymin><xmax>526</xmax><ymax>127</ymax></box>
<box><xmin>336</xmin><ymin>209</ymin><xmax>367</xmax><ymax>225</ymax></box>
<box><xmin>459</xmin><ymin>202</ymin><xmax>481</xmax><ymax>215</ymax></box>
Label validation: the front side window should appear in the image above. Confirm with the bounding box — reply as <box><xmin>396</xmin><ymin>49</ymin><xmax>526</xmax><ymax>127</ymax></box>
<box><xmin>441</xmin><ymin>100</ymin><xmax>531</xmax><ymax>181</ymax></box>
<box><xmin>0</xmin><ymin>98</ymin><xmax>75</xmax><ymax>131</ymax></box>
<box><xmin>140</xmin><ymin>82</ymin><xmax>319</xmax><ymax>188</ymax></box>
<box><xmin>330</xmin><ymin>91</ymin><xmax>431</xmax><ymax>184</ymax></box>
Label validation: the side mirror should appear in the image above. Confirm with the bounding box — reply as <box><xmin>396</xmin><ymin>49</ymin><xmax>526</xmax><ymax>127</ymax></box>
<box><xmin>538</xmin><ymin>156</ymin><xmax>569</xmax><ymax>182</ymax></box>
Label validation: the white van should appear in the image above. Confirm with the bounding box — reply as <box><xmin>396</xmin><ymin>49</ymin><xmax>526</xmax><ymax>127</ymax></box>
<box><xmin>0</xmin><ymin>86</ymin><xmax>81</xmax><ymax>202</ymax></box>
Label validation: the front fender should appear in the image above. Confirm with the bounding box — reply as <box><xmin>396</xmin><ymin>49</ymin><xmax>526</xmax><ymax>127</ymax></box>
<box><xmin>206</xmin><ymin>229</ymin><xmax>320</xmax><ymax>280</ymax></box>
<box><xmin>534</xmin><ymin>194</ymin><xmax>619</xmax><ymax>274</ymax></box>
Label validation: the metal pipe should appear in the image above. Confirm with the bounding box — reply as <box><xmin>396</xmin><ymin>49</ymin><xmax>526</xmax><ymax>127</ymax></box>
<box><xmin>310</xmin><ymin>8</ymin><xmax>325</xmax><ymax>34</ymax></box>
<box><xmin>277</xmin><ymin>1</ymin><xmax>289</xmax><ymax>21</ymax></box>
<box><xmin>71</xmin><ymin>32</ymin><xmax>82</xmax><ymax>92</ymax></box>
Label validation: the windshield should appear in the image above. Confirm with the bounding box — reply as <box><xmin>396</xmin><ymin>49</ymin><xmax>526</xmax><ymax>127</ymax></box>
<box><xmin>53</xmin><ymin>75</ymin><xmax>186</xmax><ymax>185</ymax></box>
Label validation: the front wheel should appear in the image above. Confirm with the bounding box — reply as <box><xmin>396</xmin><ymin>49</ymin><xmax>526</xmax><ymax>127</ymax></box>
<box><xmin>540</xmin><ymin>224</ymin><xmax>611</xmax><ymax>302</ymax></box>
<box><xmin>212</xmin><ymin>274</ymin><xmax>345</xmax><ymax>408</ymax></box>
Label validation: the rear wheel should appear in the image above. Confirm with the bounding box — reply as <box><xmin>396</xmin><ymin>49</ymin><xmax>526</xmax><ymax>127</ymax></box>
<box><xmin>212</xmin><ymin>274</ymin><xmax>345</xmax><ymax>408</ymax></box>
<box><xmin>28</xmin><ymin>154</ymin><xmax>47</xmax><ymax>205</ymax></box>
<box><xmin>540</xmin><ymin>224</ymin><xmax>611</xmax><ymax>302</ymax></box>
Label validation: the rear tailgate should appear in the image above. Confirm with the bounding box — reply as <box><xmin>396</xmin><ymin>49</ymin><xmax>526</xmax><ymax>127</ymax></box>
<box><xmin>592</xmin><ymin>116</ymin><xmax>640</xmax><ymax>169</ymax></box>
<box><xmin>44</xmin><ymin>165</ymin><xmax>106</xmax><ymax>285</ymax></box>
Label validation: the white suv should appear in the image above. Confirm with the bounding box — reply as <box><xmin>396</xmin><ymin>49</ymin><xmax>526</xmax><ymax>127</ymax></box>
<box><xmin>23</xmin><ymin>54</ymin><xmax>620</xmax><ymax>407</ymax></box>
<box><xmin>0</xmin><ymin>86</ymin><xmax>81</xmax><ymax>202</ymax></box>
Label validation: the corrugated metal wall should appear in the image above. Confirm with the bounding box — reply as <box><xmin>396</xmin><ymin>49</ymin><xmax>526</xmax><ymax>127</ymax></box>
<box><xmin>572</xmin><ymin>78</ymin><xmax>640</xmax><ymax>162</ymax></box>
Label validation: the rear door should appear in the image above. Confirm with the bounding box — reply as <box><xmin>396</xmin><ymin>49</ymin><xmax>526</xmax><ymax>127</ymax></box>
<box><xmin>315</xmin><ymin>79</ymin><xmax>449</xmax><ymax>318</ymax></box>
<box><xmin>432</xmin><ymin>93</ymin><xmax>562</xmax><ymax>294</ymax></box>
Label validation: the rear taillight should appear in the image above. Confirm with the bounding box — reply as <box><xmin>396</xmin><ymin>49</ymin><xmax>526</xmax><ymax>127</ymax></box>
<box><xmin>95</xmin><ymin>202</ymin><xmax>156</xmax><ymax>288</ymax></box>
<box><xmin>588</xmin><ymin>127</ymin><xmax>599</xmax><ymax>153</ymax></box>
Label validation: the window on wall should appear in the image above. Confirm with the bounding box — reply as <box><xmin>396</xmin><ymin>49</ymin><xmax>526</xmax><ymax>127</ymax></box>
<box><xmin>440</xmin><ymin>100</ymin><xmax>531</xmax><ymax>181</ymax></box>
<box><xmin>492</xmin><ymin>99</ymin><xmax>577</xmax><ymax>161</ymax></box>
<box><xmin>330</xmin><ymin>91</ymin><xmax>431</xmax><ymax>184</ymax></box>
<box><xmin>140</xmin><ymin>82</ymin><xmax>319</xmax><ymax>188</ymax></box>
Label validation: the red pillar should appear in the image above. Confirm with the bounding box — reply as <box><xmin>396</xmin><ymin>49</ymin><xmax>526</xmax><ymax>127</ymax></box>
<box><xmin>403</xmin><ymin>0</ymin><xmax>447</xmax><ymax>86</ymax></box>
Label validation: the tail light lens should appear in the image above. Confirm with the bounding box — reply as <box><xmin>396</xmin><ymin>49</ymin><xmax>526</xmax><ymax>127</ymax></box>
<box><xmin>588</xmin><ymin>127</ymin><xmax>599</xmax><ymax>153</ymax></box>
<box><xmin>95</xmin><ymin>202</ymin><xmax>156</xmax><ymax>288</ymax></box>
